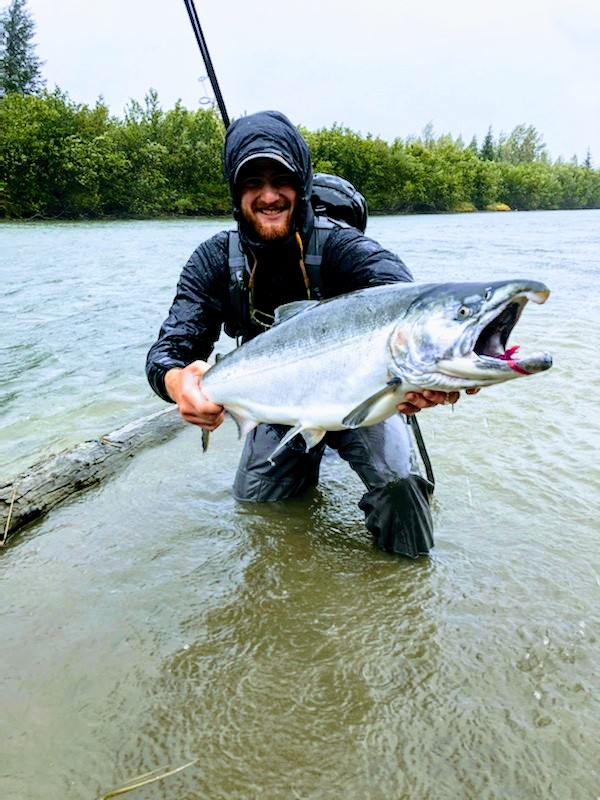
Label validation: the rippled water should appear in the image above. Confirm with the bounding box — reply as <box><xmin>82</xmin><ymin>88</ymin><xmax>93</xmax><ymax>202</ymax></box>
<box><xmin>1</xmin><ymin>211</ymin><xmax>599</xmax><ymax>799</ymax></box>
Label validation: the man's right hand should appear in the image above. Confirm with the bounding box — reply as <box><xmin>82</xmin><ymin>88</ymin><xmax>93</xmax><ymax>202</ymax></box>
<box><xmin>164</xmin><ymin>360</ymin><xmax>225</xmax><ymax>430</ymax></box>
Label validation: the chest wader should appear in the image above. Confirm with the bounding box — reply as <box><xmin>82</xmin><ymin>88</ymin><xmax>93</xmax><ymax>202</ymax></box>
<box><xmin>226</xmin><ymin>219</ymin><xmax>435</xmax><ymax>558</ymax></box>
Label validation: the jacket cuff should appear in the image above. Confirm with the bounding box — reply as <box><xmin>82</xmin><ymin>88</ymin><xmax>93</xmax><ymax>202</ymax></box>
<box><xmin>149</xmin><ymin>366</ymin><xmax>176</xmax><ymax>404</ymax></box>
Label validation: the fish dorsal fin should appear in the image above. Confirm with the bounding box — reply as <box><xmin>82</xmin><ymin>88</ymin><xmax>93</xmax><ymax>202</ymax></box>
<box><xmin>274</xmin><ymin>299</ymin><xmax>320</xmax><ymax>325</ymax></box>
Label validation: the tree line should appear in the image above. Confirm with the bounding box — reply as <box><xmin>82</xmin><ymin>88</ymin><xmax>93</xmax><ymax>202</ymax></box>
<box><xmin>1</xmin><ymin>0</ymin><xmax>599</xmax><ymax>219</ymax></box>
<box><xmin>1</xmin><ymin>88</ymin><xmax>598</xmax><ymax>219</ymax></box>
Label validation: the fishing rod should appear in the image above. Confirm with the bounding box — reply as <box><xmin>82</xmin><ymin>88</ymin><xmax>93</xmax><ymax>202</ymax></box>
<box><xmin>182</xmin><ymin>0</ymin><xmax>230</xmax><ymax>128</ymax></box>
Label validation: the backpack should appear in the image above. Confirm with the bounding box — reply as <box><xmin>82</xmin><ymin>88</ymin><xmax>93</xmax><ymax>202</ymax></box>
<box><xmin>310</xmin><ymin>173</ymin><xmax>368</xmax><ymax>233</ymax></box>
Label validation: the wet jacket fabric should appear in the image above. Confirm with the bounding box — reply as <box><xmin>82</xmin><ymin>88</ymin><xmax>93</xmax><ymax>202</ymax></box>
<box><xmin>146</xmin><ymin>110</ymin><xmax>413</xmax><ymax>402</ymax></box>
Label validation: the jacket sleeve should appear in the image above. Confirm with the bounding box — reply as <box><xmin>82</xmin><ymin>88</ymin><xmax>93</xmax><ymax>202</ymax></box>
<box><xmin>321</xmin><ymin>226</ymin><xmax>413</xmax><ymax>294</ymax></box>
<box><xmin>145</xmin><ymin>231</ymin><xmax>230</xmax><ymax>402</ymax></box>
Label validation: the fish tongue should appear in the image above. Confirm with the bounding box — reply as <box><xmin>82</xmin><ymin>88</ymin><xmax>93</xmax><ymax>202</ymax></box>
<box><xmin>498</xmin><ymin>345</ymin><xmax>520</xmax><ymax>361</ymax></box>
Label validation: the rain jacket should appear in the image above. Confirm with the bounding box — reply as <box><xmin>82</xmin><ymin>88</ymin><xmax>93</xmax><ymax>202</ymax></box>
<box><xmin>146</xmin><ymin>110</ymin><xmax>413</xmax><ymax>402</ymax></box>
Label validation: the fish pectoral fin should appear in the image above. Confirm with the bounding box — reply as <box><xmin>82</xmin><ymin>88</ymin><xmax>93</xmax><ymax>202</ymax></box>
<box><xmin>202</xmin><ymin>429</ymin><xmax>210</xmax><ymax>453</ymax></box>
<box><xmin>266</xmin><ymin>424</ymin><xmax>326</xmax><ymax>466</ymax></box>
<box><xmin>342</xmin><ymin>378</ymin><xmax>403</xmax><ymax>428</ymax></box>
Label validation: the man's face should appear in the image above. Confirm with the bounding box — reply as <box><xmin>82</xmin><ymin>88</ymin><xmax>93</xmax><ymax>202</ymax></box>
<box><xmin>239</xmin><ymin>159</ymin><xmax>298</xmax><ymax>242</ymax></box>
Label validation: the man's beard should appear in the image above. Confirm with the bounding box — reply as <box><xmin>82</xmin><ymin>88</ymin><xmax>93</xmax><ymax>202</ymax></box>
<box><xmin>242</xmin><ymin>206</ymin><xmax>295</xmax><ymax>242</ymax></box>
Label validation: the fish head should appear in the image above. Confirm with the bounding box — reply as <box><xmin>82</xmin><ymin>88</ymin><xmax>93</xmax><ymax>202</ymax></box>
<box><xmin>389</xmin><ymin>280</ymin><xmax>553</xmax><ymax>390</ymax></box>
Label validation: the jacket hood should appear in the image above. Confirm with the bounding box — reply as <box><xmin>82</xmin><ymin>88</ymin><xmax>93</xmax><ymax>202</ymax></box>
<box><xmin>223</xmin><ymin>110</ymin><xmax>314</xmax><ymax>251</ymax></box>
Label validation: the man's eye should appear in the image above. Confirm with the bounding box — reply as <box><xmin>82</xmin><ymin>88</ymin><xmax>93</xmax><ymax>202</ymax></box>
<box><xmin>242</xmin><ymin>178</ymin><xmax>262</xmax><ymax>189</ymax></box>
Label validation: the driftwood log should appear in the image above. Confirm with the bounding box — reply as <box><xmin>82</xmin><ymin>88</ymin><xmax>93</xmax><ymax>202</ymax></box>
<box><xmin>1</xmin><ymin>407</ymin><xmax>185</xmax><ymax>545</ymax></box>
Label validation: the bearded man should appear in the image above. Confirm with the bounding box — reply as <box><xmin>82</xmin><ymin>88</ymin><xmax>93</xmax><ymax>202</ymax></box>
<box><xmin>146</xmin><ymin>110</ymin><xmax>464</xmax><ymax>557</ymax></box>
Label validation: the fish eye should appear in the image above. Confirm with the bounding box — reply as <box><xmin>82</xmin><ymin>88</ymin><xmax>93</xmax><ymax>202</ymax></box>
<box><xmin>457</xmin><ymin>305</ymin><xmax>471</xmax><ymax>318</ymax></box>
<box><xmin>484</xmin><ymin>289</ymin><xmax>493</xmax><ymax>300</ymax></box>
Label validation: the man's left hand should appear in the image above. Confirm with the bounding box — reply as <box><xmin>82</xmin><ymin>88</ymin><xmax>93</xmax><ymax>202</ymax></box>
<box><xmin>397</xmin><ymin>388</ymin><xmax>480</xmax><ymax>416</ymax></box>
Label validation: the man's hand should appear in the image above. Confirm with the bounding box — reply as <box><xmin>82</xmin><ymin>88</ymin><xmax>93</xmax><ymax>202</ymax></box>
<box><xmin>165</xmin><ymin>360</ymin><xmax>225</xmax><ymax>430</ymax></box>
<box><xmin>397</xmin><ymin>388</ymin><xmax>481</xmax><ymax>416</ymax></box>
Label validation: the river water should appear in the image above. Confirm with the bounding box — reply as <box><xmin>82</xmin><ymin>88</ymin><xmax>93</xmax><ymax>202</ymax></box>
<box><xmin>1</xmin><ymin>211</ymin><xmax>599</xmax><ymax>799</ymax></box>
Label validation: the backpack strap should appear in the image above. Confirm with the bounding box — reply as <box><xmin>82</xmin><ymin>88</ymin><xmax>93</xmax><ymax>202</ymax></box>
<box><xmin>228</xmin><ymin>229</ymin><xmax>246</xmax><ymax>281</ymax></box>
<box><xmin>304</xmin><ymin>216</ymin><xmax>348</xmax><ymax>299</ymax></box>
<box><xmin>225</xmin><ymin>230</ymin><xmax>251</xmax><ymax>339</ymax></box>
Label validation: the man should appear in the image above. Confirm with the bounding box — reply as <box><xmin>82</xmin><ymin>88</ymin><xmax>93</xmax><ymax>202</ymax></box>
<box><xmin>146</xmin><ymin>110</ymin><xmax>465</xmax><ymax>558</ymax></box>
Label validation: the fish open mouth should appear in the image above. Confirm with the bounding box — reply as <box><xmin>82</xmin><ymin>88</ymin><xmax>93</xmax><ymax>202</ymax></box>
<box><xmin>435</xmin><ymin>284</ymin><xmax>553</xmax><ymax>383</ymax></box>
<box><xmin>474</xmin><ymin>298</ymin><xmax>526</xmax><ymax>369</ymax></box>
<box><xmin>472</xmin><ymin>290</ymin><xmax>551</xmax><ymax>375</ymax></box>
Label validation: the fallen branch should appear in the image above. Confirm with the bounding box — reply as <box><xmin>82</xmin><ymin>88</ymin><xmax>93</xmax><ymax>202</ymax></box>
<box><xmin>0</xmin><ymin>407</ymin><xmax>184</xmax><ymax>544</ymax></box>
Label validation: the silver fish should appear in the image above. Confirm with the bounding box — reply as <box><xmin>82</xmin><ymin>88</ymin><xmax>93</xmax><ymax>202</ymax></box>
<box><xmin>202</xmin><ymin>280</ymin><xmax>552</xmax><ymax>461</ymax></box>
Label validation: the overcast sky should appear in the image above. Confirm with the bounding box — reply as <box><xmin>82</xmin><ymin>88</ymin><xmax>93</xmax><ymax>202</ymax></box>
<box><xmin>25</xmin><ymin>0</ymin><xmax>600</xmax><ymax>163</ymax></box>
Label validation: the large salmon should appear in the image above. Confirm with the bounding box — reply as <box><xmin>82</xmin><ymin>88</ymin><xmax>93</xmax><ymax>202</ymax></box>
<box><xmin>201</xmin><ymin>280</ymin><xmax>552</xmax><ymax>460</ymax></box>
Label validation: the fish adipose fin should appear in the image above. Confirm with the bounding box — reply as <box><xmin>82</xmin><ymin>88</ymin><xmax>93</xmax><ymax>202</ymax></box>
<box><xmin>267</xmin><ymin>424</ymin><xmax>327</xmax><ymax>465</ymax></box>
<box><xmin>342</xmin><ymin>378</ymin><xmax>402</xmax><ymax>428</ymax></box>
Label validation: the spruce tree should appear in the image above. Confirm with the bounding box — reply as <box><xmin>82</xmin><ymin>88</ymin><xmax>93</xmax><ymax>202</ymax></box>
<box><xmin>0</xmin><ymin>0</ymin><xmax>45</xmax><ymax>95</ymax></box>
<box><xmin>480</xmin><ymin>126</ymin><xmax>495</xmax><ymax>161</ymax></box>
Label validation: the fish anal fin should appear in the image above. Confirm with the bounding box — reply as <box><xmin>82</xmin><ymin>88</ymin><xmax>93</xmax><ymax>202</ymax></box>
<box><xmin>342</xmin><ymin>378</ymin><xmax>402</xmax><ymax>428</ymax></box>
<box><xmin>202</xmin><ymin>411</ymin><xmax>256</xmax><ymax>454</ymax></box>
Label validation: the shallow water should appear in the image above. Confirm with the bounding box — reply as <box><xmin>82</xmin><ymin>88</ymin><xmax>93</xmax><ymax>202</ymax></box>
<box><xmin>1</xmin><ymin>211</ymin><xmax>599</xmax><ymax>799</ymax></box>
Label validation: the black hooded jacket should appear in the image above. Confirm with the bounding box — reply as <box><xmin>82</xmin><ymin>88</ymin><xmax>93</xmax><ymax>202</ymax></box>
<box><xmin>146</xmin><ymin>110</ymin><xmax>413</xmax><ymax>402</ymax></box>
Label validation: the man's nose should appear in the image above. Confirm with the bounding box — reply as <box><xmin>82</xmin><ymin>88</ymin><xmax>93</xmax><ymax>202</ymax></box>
<box><xmin>259</xmin><ymin>181</ymin><xmax>280</xmax><ymax>202</ymax></box>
